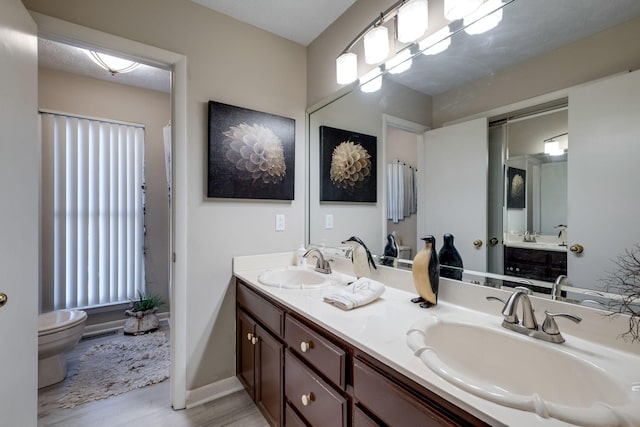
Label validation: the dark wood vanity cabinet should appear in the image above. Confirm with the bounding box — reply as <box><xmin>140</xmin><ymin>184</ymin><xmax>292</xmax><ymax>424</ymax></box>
<box><xmin>236</xmin><ymin>278</ymin><xmax>489</xmax><ymax>427</ymax></box>
<box><xmin>236</xmin><ymin>282</ymin><xmax>284</xmax><ymax>426</ymax></box>
<box><xmin>504</xmin><ymin>246</ymin><xmax>567</xmax><ymax>282</ymax></box>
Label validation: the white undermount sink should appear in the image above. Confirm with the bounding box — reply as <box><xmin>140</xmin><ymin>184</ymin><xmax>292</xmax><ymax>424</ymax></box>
<box><xmin>257</xmin><ymin>266</ymin><xmax>353</xmax><ymax>289</ymax></box>
<box><xmin>407</xmin><ymin>313</ymin><xmax>640</xmax><ymax>426</ymax></box>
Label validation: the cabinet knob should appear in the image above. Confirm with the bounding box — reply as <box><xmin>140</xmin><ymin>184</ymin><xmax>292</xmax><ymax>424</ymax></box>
<box><xmin>473</xmin><ymin>239</ymin><xmax>483</xmax><ymax>248</ymax></box>
<box><xmin>247</xmin><ymin>332</ymin><xmax>253</xmax><ymax>342</ymax></box>
<box><xmin>569</xmin><ymin>244</ymin><xmax>584</xmax><ymax>254</ymax></box>
<box><xmin>301</xmin><ymin>392</ymin><xmax>314</xmax><ymax>406</ymax></box>
<box><xmin>251</xmin><ymin>336</ymin><xmax>259</xmax><ymax>345</ymax></box>
<box><xmin>489</xmin><ymin>237</ymin><xmax>499</xmax><ymax>247</ymax></box>
<box><xmin>300</xmin><ymin>341</ymin><xmax>312</xmax><ymax>353</ymax></box>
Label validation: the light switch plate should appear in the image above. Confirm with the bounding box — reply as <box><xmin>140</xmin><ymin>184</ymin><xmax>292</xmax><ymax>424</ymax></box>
<box><xmin>275</xmin><ymin>214</ymin><xmax>285</xmax><ymax>231</ymax></box>
<box><xmin>325</xmin><ymin>214</ymin><xmax>334</xmax><ymax>229</ymax></box>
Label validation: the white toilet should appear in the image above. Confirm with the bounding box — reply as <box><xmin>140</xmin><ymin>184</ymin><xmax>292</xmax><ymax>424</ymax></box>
<box><xmin>38</xmin><ymin>310</ymin><xmax>87</xmax><ymax>388</ymax></box>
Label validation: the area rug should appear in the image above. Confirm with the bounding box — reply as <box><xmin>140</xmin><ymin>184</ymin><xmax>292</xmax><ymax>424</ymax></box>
<box><xmin>58</xmin><ymin>331</ymin><xmax>170</xmax><ymax>408</ymax></box>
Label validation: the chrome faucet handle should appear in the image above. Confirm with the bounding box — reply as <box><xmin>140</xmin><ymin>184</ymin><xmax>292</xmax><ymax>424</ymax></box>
<box><xmin>486</xmin><ymin>295</ymin><xmax>506</xmax><ymax>304</ymax></box>
<box><xmin>542</xmin><ymin>311</ymin><xmax>582</xmax><ymax>335</ymax></box>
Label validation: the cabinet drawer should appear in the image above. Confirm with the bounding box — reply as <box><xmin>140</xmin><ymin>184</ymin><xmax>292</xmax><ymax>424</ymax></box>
<box><xmin>285</xmin><ymin>402</ymin><xmax>307</xmax><ymax>427</ymax></box>
<box><xmin>237</xmin><ymin>281</ymin><xmax>283</xmax><ymax>338</ymax></box>
<box><xmin>285</xmin><ymin>315</ymin><xmax>347</xmax><ymax>389</ymax></box>
<box><xmin>285</xmin><ymin>351</ymin><xmax>347</xmax><ymax>427</ymax></box>
<box><xmin>353</xmin><ymin>358</ymin><xmax>455</xmax><ymax>427</ymax></box>
<box><xmin>353</xmin><ymin>405</ymin><xmax>380</xmax><ymax>427</ymax></box>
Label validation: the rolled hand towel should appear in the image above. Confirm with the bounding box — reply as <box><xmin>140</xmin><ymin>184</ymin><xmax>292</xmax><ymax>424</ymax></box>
<box><xmin>323</xmin><ymin>278</ymin><xmax>385</xmax><ymax>310</ymax></box>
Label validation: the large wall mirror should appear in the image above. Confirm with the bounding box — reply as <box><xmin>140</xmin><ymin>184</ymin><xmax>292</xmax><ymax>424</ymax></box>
<box><xmin>307</xmin><ymin>0</ymin><xmax>640</xmax><ymax>306</ymax></box>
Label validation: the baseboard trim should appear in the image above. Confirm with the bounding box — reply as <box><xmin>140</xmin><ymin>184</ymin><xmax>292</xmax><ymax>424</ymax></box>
<box><xmin>185</xmin><ymin>376</ymin><xmax>243</xmax><ymax>409</ymax></box>
<box><xmin>82</xmin><ymin>311</ymin><xmax>170</xmax><ymax>338</ymax></box>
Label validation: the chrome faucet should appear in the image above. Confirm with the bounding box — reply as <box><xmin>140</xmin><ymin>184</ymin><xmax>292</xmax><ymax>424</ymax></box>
<box><xmin>487</xmin><ymin>288</ymin><xmax>582</xmax><ymax>344</ymax></box>
<box><xmin>303</xmin><ymin>248</ymin><xmax>332</xmax><ymax>274</ymax></box>
<box><xmin>552</xmin><ymin>275</ymin><xmax>572</xmax><ymax>300</ymax></box>
<box><xmin>502</xmin><ymin>288</ymin><xmax>538</xmax><ymax>329</ymax></box>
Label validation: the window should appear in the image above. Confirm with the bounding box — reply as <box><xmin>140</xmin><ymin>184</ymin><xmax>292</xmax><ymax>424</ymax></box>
<box><xmin>40</xmin><ymin>112</ymin><xmax>145</xmax><ymax>310</ymax></box>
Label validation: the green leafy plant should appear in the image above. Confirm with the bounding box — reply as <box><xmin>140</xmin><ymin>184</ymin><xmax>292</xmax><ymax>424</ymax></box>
<box><xmin>129</xmin><ymin>291</ymin><xmax>164</xmax><ymax>312</ymax></box>
<box><xmin>603</xmin><ymin>244</ymin><xmax>640</xmax><ymax>342</ymax></box>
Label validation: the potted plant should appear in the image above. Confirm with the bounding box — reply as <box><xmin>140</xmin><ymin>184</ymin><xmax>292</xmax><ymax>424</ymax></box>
<box><xmin>123</xmin><ymin>291</ymin><xmax>164</xmax><ymax>335</ymax></box>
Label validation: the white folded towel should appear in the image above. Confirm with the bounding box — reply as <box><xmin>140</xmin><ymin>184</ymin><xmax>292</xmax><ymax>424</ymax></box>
<box><xmin>323</xmin><ymin>278</ymin><xmax>385</xmax><ymax>310</ymax></box>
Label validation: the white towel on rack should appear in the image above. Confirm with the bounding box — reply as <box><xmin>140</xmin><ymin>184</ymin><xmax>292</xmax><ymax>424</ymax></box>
<box><xmin>323</xmin><ymin>278</ymin><xmax>385</xmax><ymax>310</ymax></box>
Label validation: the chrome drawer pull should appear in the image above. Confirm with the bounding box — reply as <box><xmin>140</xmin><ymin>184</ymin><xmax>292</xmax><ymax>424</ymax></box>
<box><xmin>301</xmin><ymin>392</ymin><xmax>314</xmax><ymax>406</ymax></box>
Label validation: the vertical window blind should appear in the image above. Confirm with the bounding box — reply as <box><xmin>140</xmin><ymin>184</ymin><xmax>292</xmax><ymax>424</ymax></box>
<box><xmin>40</xmin><ymin>111</ymin><xmax>145</xmax><ymax>310</ymax></box>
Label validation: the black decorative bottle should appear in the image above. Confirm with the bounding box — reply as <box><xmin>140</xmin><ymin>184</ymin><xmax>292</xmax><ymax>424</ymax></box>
<box><xmin>438</xmin><ymin>233</ymin><xmax>464</xmax><ymax>280</ymax></box>
<box><xmin>412</xmin><ymin>235</ymin><xmax>439</xmax><ymax>308</ymax></box>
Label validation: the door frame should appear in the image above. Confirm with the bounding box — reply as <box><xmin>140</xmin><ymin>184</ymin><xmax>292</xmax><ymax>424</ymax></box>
<box><xmin>31</xmin><ymin>12</ymin><xmax>189</xmax><ymax>409</ymax></box>
<box><xmin>381</xmin><ymin>114</ymin><xmax>429</xmax><ymax>254</ymax></box>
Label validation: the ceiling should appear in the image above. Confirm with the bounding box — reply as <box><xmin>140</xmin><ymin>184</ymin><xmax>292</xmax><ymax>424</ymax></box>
<box><xmin>386</xmin><ymin>0</ymin><xmax>640</xmax><ymax>95</ymax></box>
<box><xmin>37</xmin><ymin>0</ymin><xmax>640</xmax><ymax>97</ymax></box>
<box><xmin>190</xmin><ymin>0</ymin><xmax>358</xmax><ymax>46</ymax></box>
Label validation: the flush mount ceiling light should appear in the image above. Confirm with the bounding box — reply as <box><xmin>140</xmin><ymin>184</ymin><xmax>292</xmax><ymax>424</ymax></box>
<box><xmin>444</xmin><ymin>0</ymin><xmax>483</xmax><ymax>21</ymax></box>
<box><xmin>85</xmin><ymin>50</ymin><xmax>140</xmax><ymax>75</ymax></box>
<box><xmin>464</xmin><ymin>0</ymin><xmax>503</xmax><ymax>35</ymax></box>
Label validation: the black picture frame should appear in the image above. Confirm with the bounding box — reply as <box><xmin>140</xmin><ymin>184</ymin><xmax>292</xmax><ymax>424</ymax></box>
<box><xmin>207</xmin><ymin>101</ymin><xmax>295</xmax><ymax>200</ymax></box>
<box><xmin>319</xmin><ymin>125</ymin><xmax>376</xmax><ymax>202</ymax></box>
<box><xmin>506</xmin><ymin>167</ymin><xmax>526</xmax><ymax>209</ymax></box>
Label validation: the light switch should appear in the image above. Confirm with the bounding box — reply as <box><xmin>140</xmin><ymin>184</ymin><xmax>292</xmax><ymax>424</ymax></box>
<box><xmin>325</xmin><ymin>214</ymin><xmax>334</xmax><ymax>229</ymax></box>
<box><xmin>275</xmin><ymin>214</ymin><xmax>285</xmax><ymax>231</ymax></box>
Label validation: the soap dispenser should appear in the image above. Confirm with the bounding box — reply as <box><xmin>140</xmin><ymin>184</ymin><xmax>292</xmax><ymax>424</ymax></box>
<box><xmin>296</xmin><ymin>243</ymin><xmax>306</xmax><ymax>266</ymax></box>
<box><xmin>411</xmin><ymin>236</ymin><xmax>439</xmax><ymax>308</ymax></box>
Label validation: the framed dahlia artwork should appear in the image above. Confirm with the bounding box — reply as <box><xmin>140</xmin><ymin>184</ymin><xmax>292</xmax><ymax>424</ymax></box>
<box><xmin>207</xmin><ymin>101</ymin><xmax>295</xmax><ymax>200</ymax></box>
<box><xmin>319</xmin><ymin>125</ymin><xmax>376</xmax><ymax>202</ymax></box>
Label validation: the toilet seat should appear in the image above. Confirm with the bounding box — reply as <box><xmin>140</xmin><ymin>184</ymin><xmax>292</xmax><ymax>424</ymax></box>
<box><xmin>38</xmin><ymin>310</ymin><xmax>88</xmax><ymax>337</ymax></box>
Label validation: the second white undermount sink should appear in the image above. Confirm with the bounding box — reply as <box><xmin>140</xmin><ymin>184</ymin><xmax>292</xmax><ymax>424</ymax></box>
<box><xmin>257</xmin><ymin>266</ymin><xmax>352</xmax><ymax>289</ymax></box>
<box><xmin>407</xmin><ymin>313</ymin><xmax>640</xmax><ymax>426</ymax></box>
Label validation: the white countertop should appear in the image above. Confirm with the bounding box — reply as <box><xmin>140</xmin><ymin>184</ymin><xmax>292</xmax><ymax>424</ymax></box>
<box><xmin>233</xmin><ymin>252</ymin><xmax>640</xmax><ymax>427</ymax></box>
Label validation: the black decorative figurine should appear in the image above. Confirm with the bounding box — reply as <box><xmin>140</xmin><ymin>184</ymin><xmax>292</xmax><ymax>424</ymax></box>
<box><xmin>438</xmin><ymin>233</ymin><xmax>464</xmax><ymax>280</ymax></box>
<box><xmin>382</xmin><ymin>233</ymin><xmax>398</xmax><ymax>266</ymax></box>
<box><xmin>411</xmin><ymin>235</ymin><xmax>439</xmax><ymax>308</ymax></box>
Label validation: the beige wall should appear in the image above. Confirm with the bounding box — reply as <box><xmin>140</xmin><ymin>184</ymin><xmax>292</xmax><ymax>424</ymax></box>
<box><xmin>38</xmin><ymin>67</ymin><xmax>171</xmax><ymax>322</ymax></box>
<box><xmin>24</xmin><ymin>0</ymin><xmax>307</xmax><ymax>396</ymax></box>
<box><xmin>308</xmin><ymin>79</ymin><xmax>431</xmax><ymax>254</ymax></box>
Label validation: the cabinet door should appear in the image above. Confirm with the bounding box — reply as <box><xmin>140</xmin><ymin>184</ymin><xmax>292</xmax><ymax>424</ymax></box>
<box><xmin>568</xmin><ymin>70</ymin><xmax>640</xmax><ymax>289</ymax></box>
<box><xmin>237</xmin><ymin>309</ymin><xmax>256</xmax><ymax>398</ymax></box>
<box><xmin>256</xmin><ymin>324</ymin><xmax>284</xmax><ymax>426</ymax></box>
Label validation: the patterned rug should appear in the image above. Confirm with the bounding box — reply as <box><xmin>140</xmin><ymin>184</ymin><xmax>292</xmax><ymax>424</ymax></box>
<box><xmin>58</xmin><ymin>330</ymin><xmax>170</xmax><ymax>408</ymax></box>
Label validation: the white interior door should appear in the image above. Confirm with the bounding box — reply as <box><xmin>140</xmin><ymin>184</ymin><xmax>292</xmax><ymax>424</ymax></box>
<box><xmin>568</xmin><ymin>70</ymin><xmax>640</xmax><ymax>290</ymax></box>
<box><xmin>418</xmin><ymin>118</ymin><xmax>488</xmax><ymax>272</ymax></box>
<box><xmin>0</xmin><ymin>0</ymin><xmax>39</xmax><ymax>424</ymax></box>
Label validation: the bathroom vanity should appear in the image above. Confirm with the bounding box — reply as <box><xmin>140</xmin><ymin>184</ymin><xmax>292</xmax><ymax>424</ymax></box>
<box><xmin>233</xmin><ymin>252</ymin><xmax>640</xmax><ymax>427</ymax></box>
<box><xmin>503</xmin><ymin>245</ymin><xmax>567</xmax><ymax>282</ymax></box>
<box><xmin>236</xmin><ymin>278</ymin><xmax>487</xmax><ymax>426</ymax></box>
